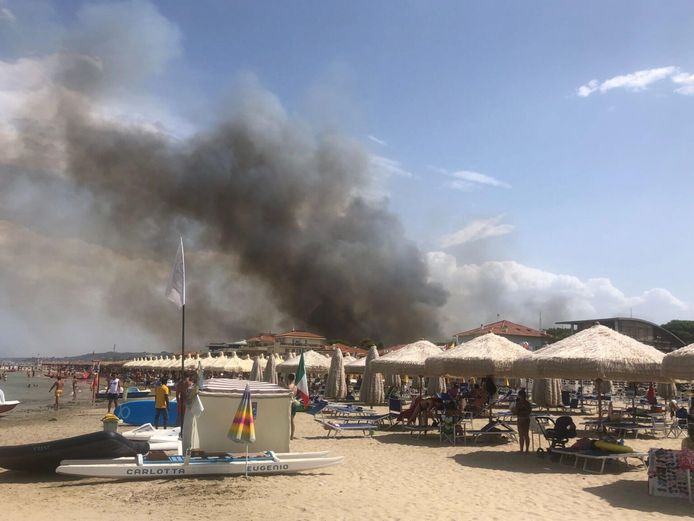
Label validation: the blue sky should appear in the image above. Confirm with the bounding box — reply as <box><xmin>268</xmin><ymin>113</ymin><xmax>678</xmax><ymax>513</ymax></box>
<box><xmin>1</xmin><ymin>1</ymin><xmax>694</xmax><ymax>355</ymax></box>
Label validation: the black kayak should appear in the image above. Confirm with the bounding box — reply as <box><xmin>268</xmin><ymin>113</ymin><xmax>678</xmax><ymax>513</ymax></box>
<box><xmin>0</xmin><ymin>431</ymin><xmax>149</xmax><ymax>472</ymax></box>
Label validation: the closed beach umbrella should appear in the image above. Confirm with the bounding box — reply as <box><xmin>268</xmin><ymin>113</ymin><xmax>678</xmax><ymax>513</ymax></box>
<box><xmin>360</xmin><ymin>345</ymin><xmax>384</xmax><ymax>406</ymax></box>
<box><xmin>385</xmin><ymin>373</ymin><xmax>402</xmax><ymax>388</ymax></box>
<box><xmin>657</xmin><ymin>382</ymin><xmax>677</xmax><ymax>400</ymax></box>
<box><xmin>426</xmin><ymin>376</ymin><xmax>446</xmax><ymax>396</ymax></box>
<box><xmin>227</xmin><ymin>383</ymin><xmax>256</xmax><ymax>478</ymax></box>
<box><xmin>513</xmin><ymin>324</ymin><xmax>665</xmax><ymax>419</ymax></box>
<box><xmin>263</xmin><ymin>354</ymin><xmax>278</xmax><ymax>384</ymax></box>
<box><xmin>531</xmin><ymin>379</ymin><xmax>562</xmax><ymax>408</ymax></box>
<box><xmin>249</xmin><ymin>356</ymin><xmax>264</xmax><ymax>382</ymax></box>
<box><xmin>594</xmin><ymin>379</ymin><xmax>613</xmax><ymax>396</ymax></box>
<box><xmin>325</xmin><ymin>348</ymin><xmax>347</xmax><ymax>400</ymax></box>
<box><xmin>662</xmin><ymin>343</ymin><xmax>694</xmax><ymax>381</ymax></box>
<box><xmin>277</xmin><ymin>350</ymin><xmax>331</xmax><ymax>375</ymax></box>
<box><xmin>371</xmin><ymin>340</ymin><xmax>443</xmax><ymax>376</ymax></box>
<box><xmin>425</xmin><ymin>333</ymin><xmax>532</xmax><ymax>377</ymax></box>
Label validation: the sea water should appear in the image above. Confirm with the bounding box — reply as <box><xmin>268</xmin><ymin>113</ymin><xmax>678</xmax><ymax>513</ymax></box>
<box><xmin>0</xmin><ymin>371</ymin><xmax>87</xmax><ymax>411</ymax></box>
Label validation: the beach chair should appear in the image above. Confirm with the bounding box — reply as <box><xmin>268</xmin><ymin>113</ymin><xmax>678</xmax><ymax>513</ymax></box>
<box><xmin>314</xmin><ymin>418</ymin><xmax>377</xmax><ymax>438</ymax></box>
<box><xmin>305</xmin><ymin>400</ymin><xmax>330</xmax><ymax>416</ymax></box>
<box><xmin>465</xmin><ymin>419</ymin><xmax>518</xmax><ymax>445</ymax></box>
<box><xmin>535</xmin><ymin>415</ymin><xmax>576</xmax><ymax>456</ymax></box>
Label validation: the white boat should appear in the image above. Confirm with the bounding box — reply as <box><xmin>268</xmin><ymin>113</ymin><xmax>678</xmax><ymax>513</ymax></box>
<box><xmin>56</xmin><ymin>451</ymin><xmax>343</xmax><ymax>478</ymax></box>
<box><xmin>0</xmin><ymin>389</ymin><xmax>19</xmax><ymax>415</ymax></box>
<box><xmin>122</xmin><ymin>423</ymin><xmax>180</xmax><ymax>451</ymax></box>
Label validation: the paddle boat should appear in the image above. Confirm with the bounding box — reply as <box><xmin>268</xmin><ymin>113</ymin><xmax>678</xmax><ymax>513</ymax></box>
<box><xmin>96</xmin><ymin>387</ymin><xmax>150</xmax><ymax>399</ymax></box>
<box><xmin>0</xmin><ymin>388</ymin><xmax>19</xmax><ymax>415</ymax></box>
<box><xmin>0</xmin><ymin>431</ymin><xmax>149</xmax><ymax>472</ymax></box>
<box><xmin>56</xmin><ymin>450</ymin><xmax>343</xmax><ymax>478</ymax></box>
<box><xmin>115</xmin><ymin>399</ymin><xmax>178</xmax><ymax>426</ymax></box>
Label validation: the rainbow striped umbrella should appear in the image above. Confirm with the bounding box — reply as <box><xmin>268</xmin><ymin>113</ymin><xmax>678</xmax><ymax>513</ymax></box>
<box><xmin>228</xmin><ymin>384</ymin><xmax>256</xmax><ymax>444</ymax></box>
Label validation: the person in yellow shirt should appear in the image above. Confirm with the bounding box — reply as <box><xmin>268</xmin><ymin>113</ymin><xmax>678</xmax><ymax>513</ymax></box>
<box><xmin>154</xmin><ymin>379</ymin><xmax>170</xmax><ymax>429</ymax></box>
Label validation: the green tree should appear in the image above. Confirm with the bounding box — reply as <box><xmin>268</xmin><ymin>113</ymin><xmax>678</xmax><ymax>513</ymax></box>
<box><xmin>660</xmin><ymin>320</ymin><xmax>694</xmax><ymax>345</ymax></box>
<box><xmin>543</xmin><ymin>327</ymin><xmax>574</xmax><ymax>344</ymax></box>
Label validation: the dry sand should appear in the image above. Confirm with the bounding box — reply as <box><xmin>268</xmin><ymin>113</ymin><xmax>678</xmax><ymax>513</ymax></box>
<box><xmin>0</xmin><ymin>403</ymin><xmax>692</xmax><ymax>521</ymax></box>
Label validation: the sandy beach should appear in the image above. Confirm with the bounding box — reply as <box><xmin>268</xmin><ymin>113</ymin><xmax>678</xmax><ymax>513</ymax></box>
<box><xmin>0</xmin><ymin>402</ymin><xmax>692</xmax><ymax>521</ymax></box>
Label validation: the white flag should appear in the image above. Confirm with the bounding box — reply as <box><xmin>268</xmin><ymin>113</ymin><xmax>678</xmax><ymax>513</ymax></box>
<box><xmin>165</xmin><ymin>237</ymin><xmax>185</xmax><ymax>309</ymax></box>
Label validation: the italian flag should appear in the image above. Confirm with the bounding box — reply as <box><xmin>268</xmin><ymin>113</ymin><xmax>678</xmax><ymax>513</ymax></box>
<box><xmin>296</xmin><ymin>352</ymin><xmax>310</xmax><ymax>406</ymax></box>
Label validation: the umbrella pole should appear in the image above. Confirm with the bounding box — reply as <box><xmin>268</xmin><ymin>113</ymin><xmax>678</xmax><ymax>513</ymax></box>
<box><xmin>245</xmin><ymin>443</ymin><xmax>249</xmax><ymax>479</ymax></box>
<box><xmin>596</xmin><ymin>378</ymin><xmax>603</xmax><ymax>425</ymax></box>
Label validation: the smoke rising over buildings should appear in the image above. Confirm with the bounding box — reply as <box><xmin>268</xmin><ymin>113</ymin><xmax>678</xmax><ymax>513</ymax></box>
<box><xmin>0</xmin><ymin>4</ymin><xmax>447</xmax><ymax>354</ymax></box>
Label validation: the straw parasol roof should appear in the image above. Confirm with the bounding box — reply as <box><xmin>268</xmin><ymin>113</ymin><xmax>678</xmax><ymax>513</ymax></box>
<box><xmin>277</xmin><ymin>350</ymin><xmax>331</xmax><ymax>374</ymax></box>
<box><xmin>513</xmin><ymin>324</ymin><xmax>665</xmax><ymax>381</ymax></box>
<box><xmin>425</xmin><ymin>333</ymin><xmax>532</xmax><ymax>377</ymax></box>
<box><xmin>370</xmin><ymin>340</ymin><xmax>443</xmax><ymax>375</ymax></box>
<box><xmin>360</xmin><ymin>345</ymin><xmax>384</xmax><ymax>405</ymax></box>
<box><xmin>249</xmin><ymin>356</ymin><xmax>264</xmax><ymax>381</ymax></box>
<box><xmin>224</xmin><ymin>352</ymin><xmax>244</xmax><ymax>373</ymax></box>
<box><xmin>342</xmin><ymin>354</ymin><xmax>357</xmax><ymax>366</ymax></box>
<box><xmin>325</xmin><ymin>348</ymin><xmax>347</xmax><ymax>400</ymax></box>
<box><xmin>662</xmin><ymin>343</ymin><xmax>694</xmax><ymax>381</ymax></box>
<box><xmin>345</xmin><ymin>357</ymin><xmax>366</xmax><ymax>374</ymax></box>
<box><xmin>239</xmin><ymin>355</ymin><xmax>254</xmax><ymax>373</ymax></box>
<box><xmin>263</xmin><ymin>354</ymin><xmax>278</xmax><ymax>384</ymax></box>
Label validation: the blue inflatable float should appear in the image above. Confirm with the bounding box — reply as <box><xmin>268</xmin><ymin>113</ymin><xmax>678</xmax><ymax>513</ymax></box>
<box><xmin>115</xmin><ymin>399</ymin><xmax>178</xmax><ymax>426</ymax></box>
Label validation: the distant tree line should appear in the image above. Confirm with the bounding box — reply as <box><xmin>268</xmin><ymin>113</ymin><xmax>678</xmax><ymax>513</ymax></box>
<box><xmin>660</xmin><ymin>320</ymin><xmax>694</xmax><ymax>345</ymax></box>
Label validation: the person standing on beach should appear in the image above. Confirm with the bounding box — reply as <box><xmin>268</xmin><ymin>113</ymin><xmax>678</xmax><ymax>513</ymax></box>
<box><xmin>154</xmin><ymin>378</ymin><xmax>170</xmax><ymax>429</ymax></box>
<box><xmin>513</xmin><ymin>389</ymin><xmax>532</xmax><ymax>453</ymax></box>
<box><xmin>106</xmin><ymin>373</ymin><xmax>121</xmax><ymax>413</ymax></box>
<box><xmin>175</xmin><ymin>376</ymin><xmax>192</xmax><ymax>427</ymax></box>
<box><xmin>71</xmin><ymin>374</ymin><xmax>78</xmax><ymax>402</ymax></box>
<box><xmin>48</xmin><ymin>376</ymin><xmax>64</xmax><ymax>410</ymax></box>
<box><xmin>286</xmin><ymin>374</ymin><xmax>298</xmax><ymax>440</ymax></box>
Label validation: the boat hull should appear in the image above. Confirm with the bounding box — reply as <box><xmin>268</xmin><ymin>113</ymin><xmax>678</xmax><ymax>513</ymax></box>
<box><xmin>115</xmin><ymin>399</ymin><xmax>178</xmax><ymax>426</ymax></box>
<box><xmin>0</xmin><ymin>431</ymin><xmax>150</xmax><ymax>472</ymax></box>
<box><xmin>56</xmin><ymin>451</ymin><xmax>343</xmax><ymax>478</ymax></box>
<box><xmin>0</xmin><ymin>401</ymin><xmax>19</xmax><ymax>415</ymax></box>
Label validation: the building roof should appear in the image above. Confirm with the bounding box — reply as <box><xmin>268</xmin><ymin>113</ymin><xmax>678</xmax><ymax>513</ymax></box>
<box><xmin>556</xmin><ymin>317</ymin><xmax>686</xmax><ymax>348</ymax></box>
<box><xmin>327</xmin><ymin>343</ymin><xmax>368</xmax><ymax>356</ymax></box>
<box><xmin>275</xmin><ymin>329</ymin><xmax>325</xmax><ymax>340</ymax></box>
<box><xmin>455</xmin><ymin>320</ymin><xmax>549</xmax><ymax>339</ymax></box>
<box><xmin>246</xmin><ymin>334</ymin><xmax>276</xmax><ymax>343</ymax></box>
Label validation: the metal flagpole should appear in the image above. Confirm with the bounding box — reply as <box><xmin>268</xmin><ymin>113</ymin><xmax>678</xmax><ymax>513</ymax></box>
<box><xmin>181</xmin><ymin>304</ymin><xmax>185</xmax><ymax>374</ymax></box>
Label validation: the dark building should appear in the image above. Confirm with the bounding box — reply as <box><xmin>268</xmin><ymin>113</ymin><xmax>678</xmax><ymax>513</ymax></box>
<box><xmin>556</xmin><ymin>317</ymin><xmax>685</xmax><ymax>353</ymax></box>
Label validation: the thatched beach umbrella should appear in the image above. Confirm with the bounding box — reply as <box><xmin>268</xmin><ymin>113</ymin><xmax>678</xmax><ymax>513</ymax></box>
<box><xmin>426</xmin><ymin>376</ymin><xmax>446</xmax><ymax>396</ymax></box>
<box><xmin>239</xmin><ymin>355</ymin><xmax>254</xmax><ymax>373</ymax></box>
<box><xmin>263</xmin><ymin>353</ymin><xmax>278</xmax><ymax>384</ymax></box>
<box><xmin>371</xmin><ymin>340</ymin><xmax>443</xmax><ymax>376</ymax></box>
<box><xmin>325</xmin><ymin>349</ymin><xmax>347</xmax><ymax>400</ymax></box>
<box><xmin>662</xmin><ymin>343</ymin><xmax>694</xmax><ymax>381</ymax></box>
<box><xmin>249</xmin><ymin>356</ymin><xmax>264</xmax><ymax>381</ymax></box>
<box><xmin>277</xmin><ymin>350</ymin><xmax>331</xmax><ymax>375</ymax></box>
<box><xmin>513</xmin><ymin>324</ymin><xmax>665</xmax><ymax>419</ymax></box>
<box><xmin>360</xmin><ymin>345</ymin><xmax>384</xmax><ymax>406</ymax></box>
<box><xmin>657</xmin><ymin>382</ymin><xmax>678</xmax><ymax>401</ymax></box>
<box><xmin>425</xmin><ymin>333</ymin><xmax>532</xmax><ymax>377</ymax></box>
<box><xmin>224</xmin><ymin>352</ymin><xmax>244</xmax><ymax>374</ymax></box>
<box><xmin>594</xmin><ymin>379</ymin><xmax>613</xmax><ymax>396</ymax></box>
<box><xmin>345</xmin><ymin>357</ymin><xmax>366</xmax><ymax>374</ymax></box>
<box><xmin>531</xmin><ymin>379</ymin><xmax>562</xmax><ymax>408</ymax></box>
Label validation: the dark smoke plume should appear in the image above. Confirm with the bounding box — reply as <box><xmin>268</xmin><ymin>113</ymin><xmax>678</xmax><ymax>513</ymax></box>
<box><xmin>56</xmin><ymin>92</ymin><xmax>447</xmax><ymax>344</ymax></box>
<box><xmin>0</xmin><ymin>41</ymin><xmax>447</xmax><ymax>348</ymax></box>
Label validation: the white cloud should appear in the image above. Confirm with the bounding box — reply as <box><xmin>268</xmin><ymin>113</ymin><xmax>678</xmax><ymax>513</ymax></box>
<box><xmin>439</xmin><ymin>215</ymin><xmax>514</xmax><ymax>248</ymax></box>
<box><xmin>0</xmin><ymin>6</ymin><xmax>15</xmax><ymax>23</ymax></box>
<box><xmin>437</xmin><ymin>168</ymin><xmax>511</xmax><ymax>191</ymax></box>
<box><xmin>577</xmin><ymin>66</ymin><xmax>694</xmax><ymax>97</ymax></box>
<box><xmin>369</xmin><ymin>154</ymin><xmax>412</xmax><ymax>178</ymax></box>
<box><xmin>426</xmin><ymin>252</ymin><xmax>689</xmax><ymax>336</ymax></box>
<box><xmin>367</xmin><ymin>134</ymin><xmax>387</xmax><ymax>146</ymax></box>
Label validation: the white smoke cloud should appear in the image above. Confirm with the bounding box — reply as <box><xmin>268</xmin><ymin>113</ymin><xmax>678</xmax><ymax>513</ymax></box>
<box><xmin>427</xmin><ymin>251</ymin><xmax>689</xmax><ymax>336</ymax></box>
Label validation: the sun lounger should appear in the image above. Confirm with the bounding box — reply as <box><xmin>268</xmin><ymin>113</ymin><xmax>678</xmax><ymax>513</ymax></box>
<box><xmin>314</xmin><ymin>418</ymin><xmax>378</xmax><ymax>438</ymax></box>
<box><xmin>551</xmin><ymin>447</ymin><xmax>648</xmax><ymax>474</ymax></box>
<box><xmin>464</xmin><ymin>420</ymin><xmax>518</xmax><ymax>445</ymax></box>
